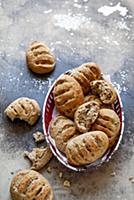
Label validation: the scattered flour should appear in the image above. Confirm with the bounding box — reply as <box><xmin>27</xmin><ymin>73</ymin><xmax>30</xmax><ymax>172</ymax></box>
<box><xmin>54</xmin><ymin>14</ymin><xmax>90</xmax><ymax>31</ymax></box>
<box><xmin>98</xmin><ymin>3</ymin><xmax>128</xmax><ymax>17</ymax></box>
<box><xmin>117</xmin><ymin>20</ymin><xmax>130</xmax><ymax>31</ymax></box>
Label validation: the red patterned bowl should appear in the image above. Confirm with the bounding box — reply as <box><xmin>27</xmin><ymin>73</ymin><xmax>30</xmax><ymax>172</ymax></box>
<box><xmin>43</xmin><ymin>71</ymin><xmax>124</xmax><ymax>171</ymax></box>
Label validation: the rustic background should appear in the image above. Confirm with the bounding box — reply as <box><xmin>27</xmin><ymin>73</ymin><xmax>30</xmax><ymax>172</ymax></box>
<box><xmin>0</xmin><ymin>0</ymin><xmax>134</xmax><ymax>199</ymax></box>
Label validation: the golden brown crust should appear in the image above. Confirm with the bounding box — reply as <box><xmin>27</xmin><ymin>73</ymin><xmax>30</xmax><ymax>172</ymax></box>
<box><xmin>90</xmin><ymin>80</ymin><xmax>117</xmax><ymax>104</ymax></box>
<box><xmin>74</xmin><ymin>101</ymin><xmax>100</xmax><ymax>133</ymax></box>
<box><xmin>4</xmin><ymin>97</ymin><xmax>40</xmax><ymax>125</ymax></box>
<box><xmin>84</xmin><ymin>94</ymin><xmax>113</xmax><ymax>109</ymax></box>
<box><xmin>10</xmin><ymin>170</ymin><xmax>53</xmax><ymax>200</ymax></box>
<box><xmin>65</xmin><ymin>131</ymin><xmax>109</xmax><ymax>166</ymax></box>
<box><xmin>26</xmin><ymin>41</ymin><xmax>55</xmax><ymax>74</ymax></box>
<box><xmin>50</xmin><ymin>115</ymin><xmax>76</xmax><ymax>153</ymax></box>
<box><xmin>24</xmin><ymin>147</ymin><xmax>53</xmax><ymax>171</ymax></box>
<box><xmin>92</xmin><ymin>109</ymin><xmax>120</xmax><ymax>147</ymax></box>
<box><xmin>53</xmin><ymin>75</ymin><xmax>84</xmax><ymax>118</ymax></box>
<box><xmin>71</xmin><ymin>62</ymin><xmax>101</xmax><ymax>94</ymax></box>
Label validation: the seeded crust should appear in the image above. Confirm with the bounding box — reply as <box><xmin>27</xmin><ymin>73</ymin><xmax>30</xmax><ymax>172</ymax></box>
<box><xmin>65</xmin><ymin>131</ymin><xmax>109</xmax><ymax>166</ymax></box>
<box><xmin>90</xmin><ymin>80</ymin><xmax>117</xmax><ymax>104</ymax></box>
<box><xmin>50</xmin><ymin>115</ymin><xmax>77</xmax><ymax>153</ymax></box>
<box><xmin>10</xmin><ymin>169</ymin><xmax>53</xmax><ymax>200</ymax></box>
<box><xmin>4</xmin><ymin>97</ymin><xmax>40</xmax><ymax>125</ymax></box>
<box><xmin>84</xmin><ymin>94</ymin><xmax>113</xmax><ymax>109</ymax></box>
<box><xmin>24</xmin><ymin>147</ymin><xmax>53</xmax><ymax>171</ymax></box>
<box><xmin>53</xmin><ymin>75</ymin><xmax>84</xmax><ymax>118</ymax></box>
<box><xmin>26</xmin><ymin>41</ymin><xmax>55</xmax><ymax>74</ymax></box>
<box><xmin>74</xmin><ymin>101</ymin><xmax>100</xmax><ymax>133</ymax></box>
<box><xmin>92</xmin><ymin>109</ymin><xmax>120</xmax><ymax>147</ymax></box>
<box><xmin>71</xmin><ymin>62</ymin><xmax>101</xmax><ymax>94</ymax></box>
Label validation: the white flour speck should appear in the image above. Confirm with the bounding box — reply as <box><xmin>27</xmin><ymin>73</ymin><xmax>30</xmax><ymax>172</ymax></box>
<box><xmin>103</xmin><ymin>36</ymin><xmax>110</xmax><ymax>43</ymax></box>
<box><xmin>98</xmin><ymin>3</ymin><xmax>128</xmax><ymax>17</ymax></box>
<box><xmin>51</xmin><ymin>47</ymin><xmax>55</xmax><ymax>52</ymax></box>
<box><xmin>113</xmin><ymin>82</ymin><xmax>122</xmax><ymax>93</ymax></box>
<box><xmin>113</xmin><ymin>41</ymin><xmax>119</xmax><ymax>45</ymax></box>
<box><xmin>84</xmin><ymin>6</ymin><xmax>88</xmax><ymax>12</ymax></box>
<box><xmin>70</xmin><ymin>32</ymin><xmax>74</xmax><ymax>36</ymax></box>
<box><xmin>43</xmin><ymin>9</ymin><xmax>52</xmax><ymax>14</ymax></box>
<box><xmin>55</xmin><ymin>41</ymin><xmax>62</xmax><ymax>44</ymax></box>
<box><xmin>65</xmin><ymin>1</ymin><xmax>68</xmax><ymax>4</ymax></box>
<box><xmin>73</xmin><ymin>3</ymin><xmax>81</xmax><ymax>8</ymax></box>
<box><xmin>48</xmin><ymin>78</ymin><xmax>54</xmax><ymax>88</ymax></box>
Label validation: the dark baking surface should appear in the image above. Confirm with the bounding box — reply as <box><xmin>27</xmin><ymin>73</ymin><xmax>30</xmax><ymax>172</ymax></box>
<box><xmin>0</xmin><ymin>0</ymin><xmax>134</xmax><ymax>199</ymax></box>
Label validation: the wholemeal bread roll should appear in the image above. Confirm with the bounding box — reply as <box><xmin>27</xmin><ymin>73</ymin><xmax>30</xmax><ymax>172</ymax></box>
<box><xmin>26</xmin><ymin>41</ymin><xmax>55</xmax><ymax>74</ymax></box>
<box><xmin>4</xmin><ymin>97</ymin><xmax>40</xmax><ymax>125</ymax></box>
<box><xmin>74</xmin><ymin>101</ymin><xmax>100</xmax><ymax>133</ymax></box>
<box><xmin>10</xmin><ymin>170</ymin><xmax>53</xmax><ymax>200</ymax></box>
<box><xmin>65</xmin><ymin>131</ymin><xmax>109</xmax><ymax>166</ymax></box>
<box><xmin>71</xmin><ymin>62</ymin><xmax>101</xmax><ymax>94</ymax></box>
<box><xmin>50</xmin><ymin>115</ymin><xmax>77</xmax><ymax>153</ymax></box>
<box><xmin>90</xmin><ymin>80</ymin><xmax>117</xmax><ymax>104</ymax></box>
<box><xmin>92</xmin><ymin>109</ymin><xmax>120</xmax><ymax>147</ymax></box>
<box><xmin>53</xmin><ymin>74</ymin><xmax>84</xmax><ymax>118</ymax></box>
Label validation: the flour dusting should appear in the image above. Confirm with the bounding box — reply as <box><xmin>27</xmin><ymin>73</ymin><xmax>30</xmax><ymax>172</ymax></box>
<box><xmin>98</xmin><ymin>3</ymin><xmax>128</xmax><ymax>17</ymax></box>
<box><xmin>117</xmin><ymin>21</ymin><xmax>130</xmax><ymax>31</ymax></box>
<box><xmin>54</xmin><ymin>14</ymin><xmax>90</xmax><ymax>31</ymax></box>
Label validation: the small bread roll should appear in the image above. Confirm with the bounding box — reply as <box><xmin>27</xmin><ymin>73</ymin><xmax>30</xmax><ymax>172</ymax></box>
<box><xmin>74</xmin><ymin>101</ymin><xmax>100</xmax><ymax>133</ymax></box>
<box><xmin>92</xmin><ymin>109</ymin><xmax>120</xmax><ymax>147</ymax></box>
<box><xmin>50</xmin><ymin>115</ymin><xmax>77</xmax><ymax>153</ymax></box>
<box><xmin>90</xmin><ymin>80</ymin><xmax>117</xmax><ymax>104</ymax></box>
<box><xmin>65</xmin><ymin>131</ymin><xmax>109</xmax><ymax>166</ymax></box>
<box><xmin>10</xmin><ymin>170</ymin><xmax>53</xmax><ymax>200</ymax></box>
<box><xmin>53</xmin><ymin>75</ymin><xmax>84</xmax><ymax>118</ymax></box>
<box><xmin>4</xmin><ymin>97</ymin><xmax>40</xmax><ymax>125</ymax></box>
<box><xmin>71</xmin><ymin>62</ymin><xmax>101</xmax><ymax>94</ymax></box>
<box><xmin>26</xmin><ymin>41</ymin><xmax>55</xmax><ymax>74</ymax></box>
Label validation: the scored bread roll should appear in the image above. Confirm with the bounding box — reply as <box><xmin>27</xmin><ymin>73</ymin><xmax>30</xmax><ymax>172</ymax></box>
<box><xmin>65</xmin><ymin>131</ymin><xmax>109</xmax><ymax>166</ymax></box>
<box><xmin>10</xmin><ymin>170</ymin><xmax>53</xmax><ymax>200</ymax></box>
<box><xmin>26</xmin><ymin>41</ymin><xmax>55</xmax><ymax>74</ymax></box>
<box><xmin>92</xmin><ymin>109</ymin><xmax>120</xmax><ymax>147</ymax></box>
<box><xmin>4</xmin><ymin>97</ymin><xmax>40</xmax><ymax>125</ymax></box>
<box><xmin>71</xmin><ymin>62</ymin><xmax>101</xmax><ymax>94</ymax></box>
<box><xmin>50</xmin><ymin>115</ymin><xmax>77</xmax><ymax>153</ymax></box>
<box><xmin>53</xmin><ymin>74</ymin><xmax>84</xmax><ymax>118</ymax></box>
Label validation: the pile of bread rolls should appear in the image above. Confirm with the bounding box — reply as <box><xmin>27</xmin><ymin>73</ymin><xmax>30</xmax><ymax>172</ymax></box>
<box><xmin>50</xmin><ymin>63</ymin><xmax>120</xmax><ymax>166</ymax></box>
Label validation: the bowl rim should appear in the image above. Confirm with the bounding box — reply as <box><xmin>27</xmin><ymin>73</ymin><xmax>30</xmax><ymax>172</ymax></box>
<box><xmin>42</xmin><ymin>71</ymin><xmax>125</xmax><ymax>171</ymax></box>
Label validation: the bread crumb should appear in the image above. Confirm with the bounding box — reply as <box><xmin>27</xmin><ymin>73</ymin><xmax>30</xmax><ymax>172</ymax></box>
<box><xmin>33</xmin><ymin>131</ymin><xmax>45</xmax><ymax>143</ymax></box>
<box><xmin>110</xmin><ymin>172</ymin><xmax>116</xmax><ymax>176</ymax></box>
<box><xmin>47</xmin><ymin>166</ymin><xmax>52</xmax><ymax>173</ymax></box>
<box><xmin>129</xmin><ymin>176</ymin><xmax>134</xmax><ymax>183</ymax></box>
<box><xmin>59</xmin><ymin>172</ymin><xmax>63</xmax><ymax>178</ymax></box>
<box><xmin>23</xmin><ymin>147</ymin><xmax>53</xmax><ymax>171</ymax></box>
<box><xmin>63</xmin><ymin>180</ymin><xmax>71</xmax><ymax>188</ymax></box>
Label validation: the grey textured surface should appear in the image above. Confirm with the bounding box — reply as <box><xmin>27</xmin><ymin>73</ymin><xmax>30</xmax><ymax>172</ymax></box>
<box><xmin>0</xmin><ymin>0</ymin><xmax>134</xmax><ymax>199</ymax></box>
